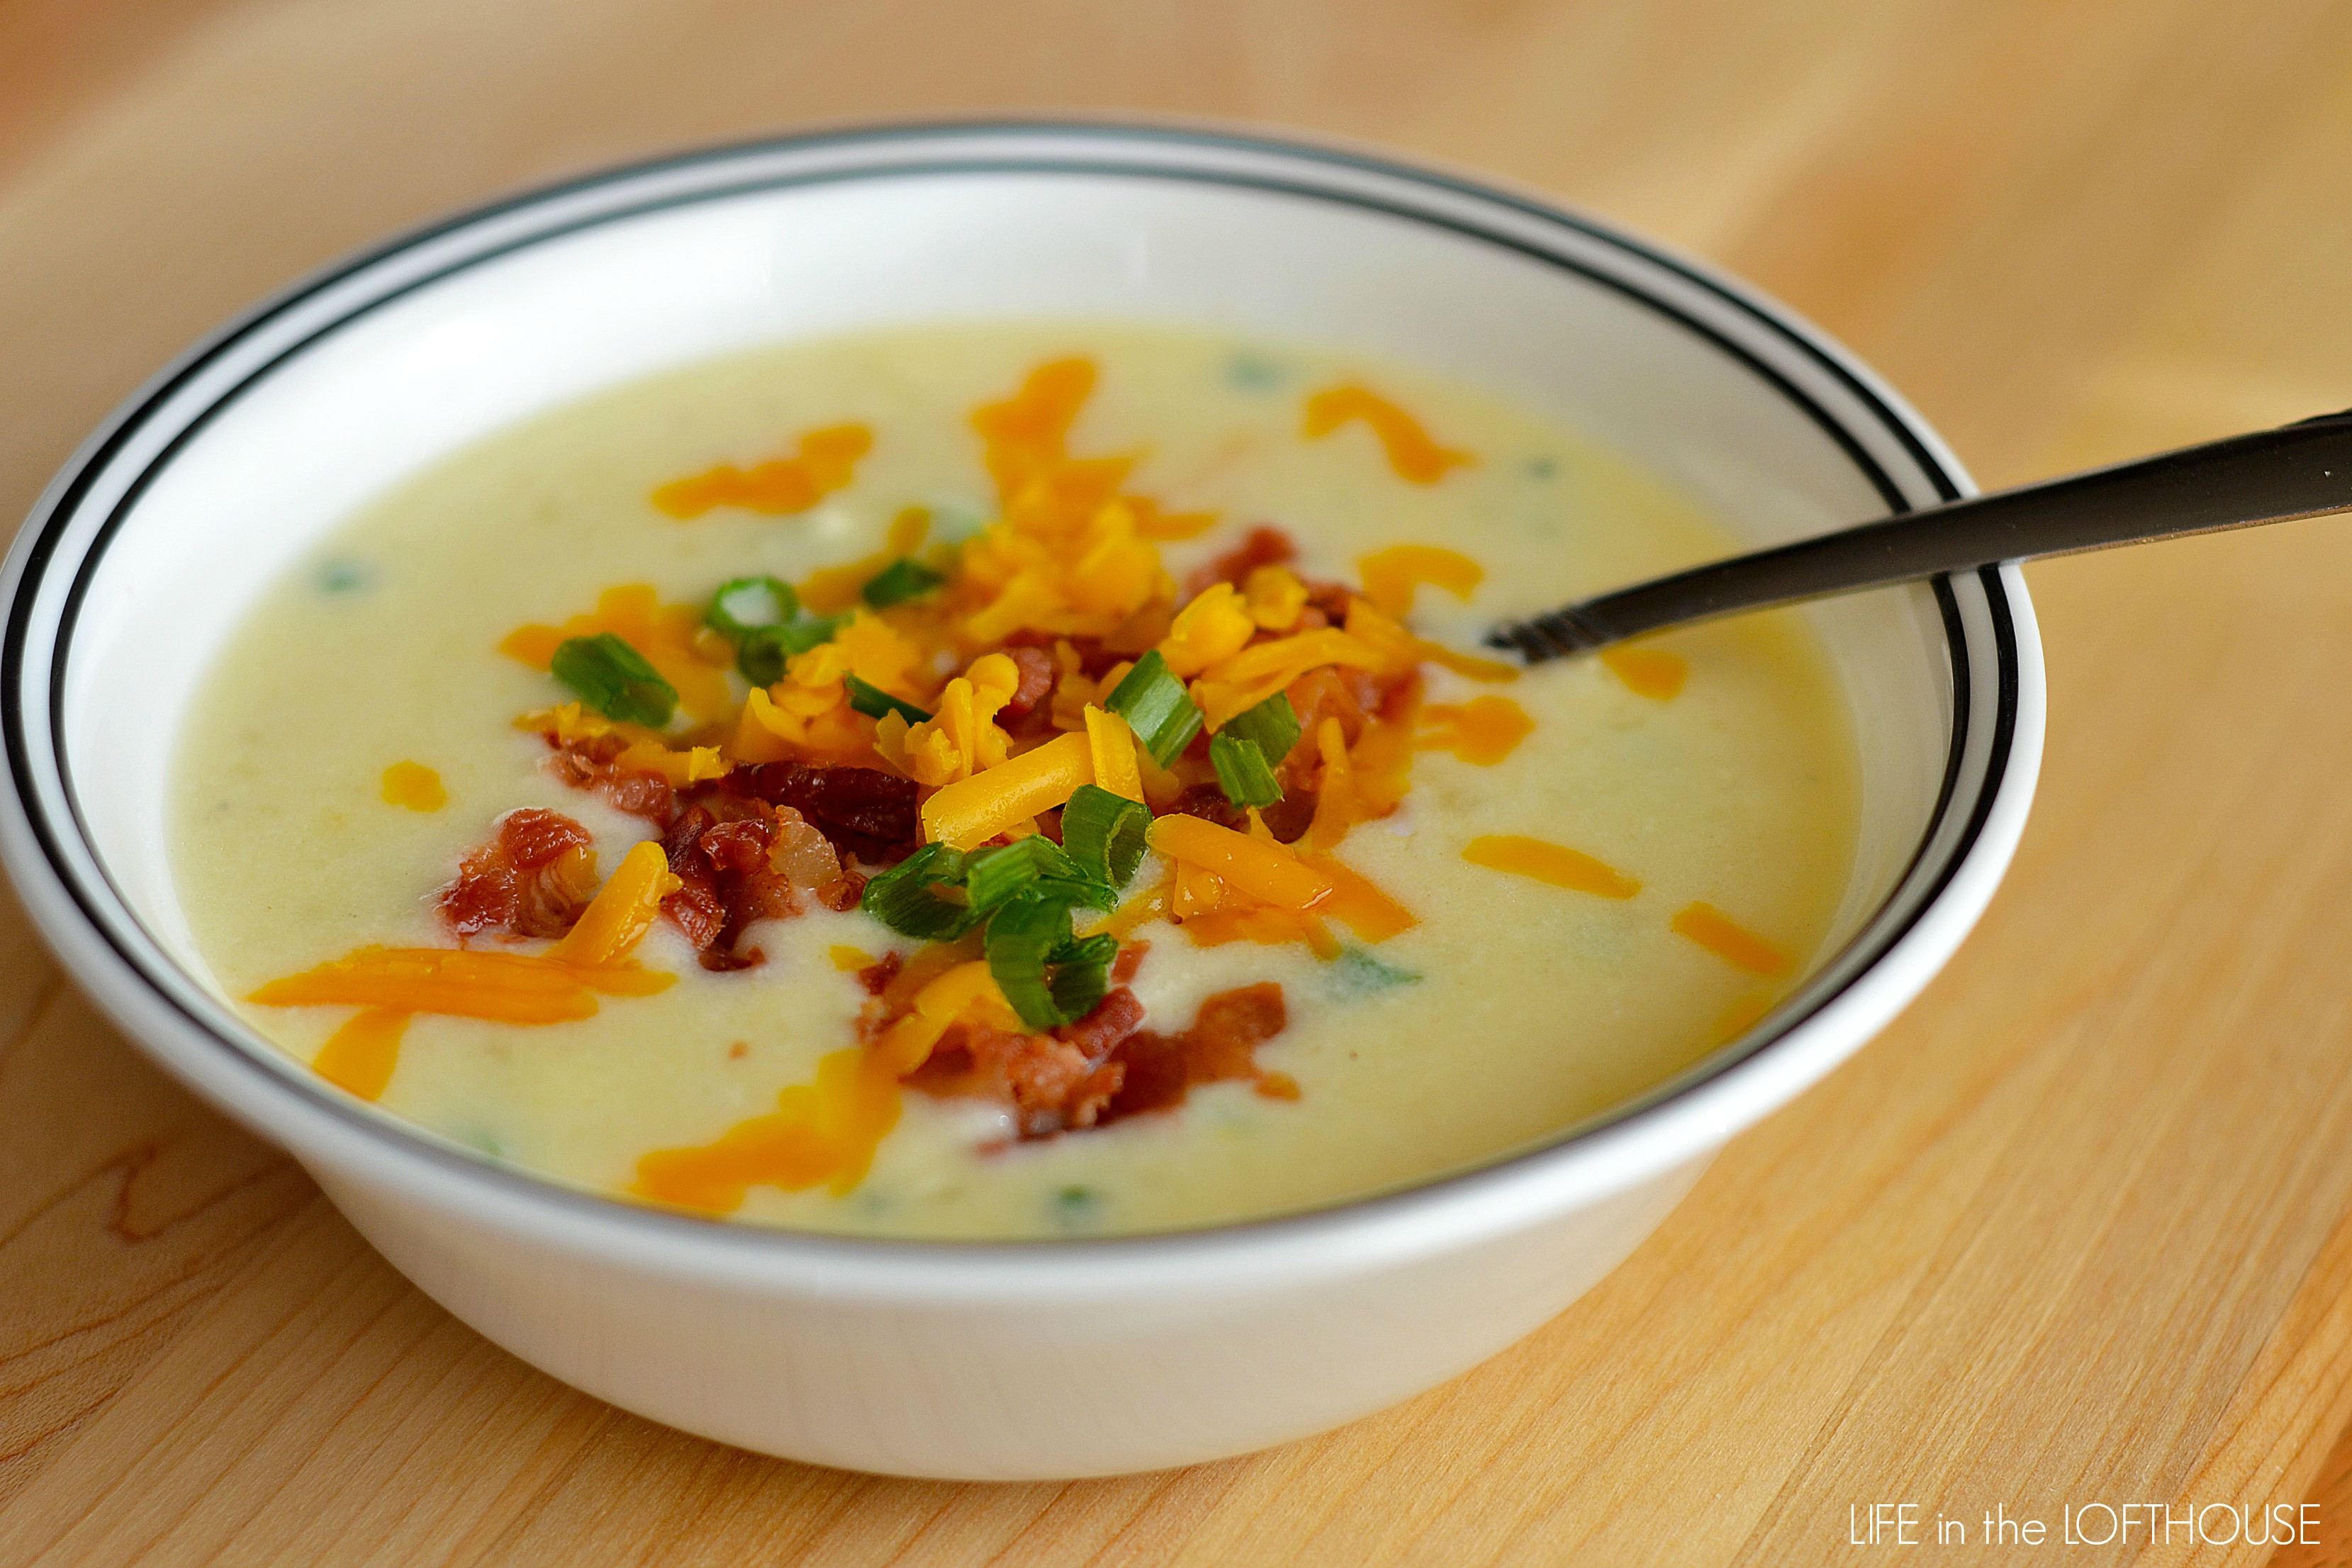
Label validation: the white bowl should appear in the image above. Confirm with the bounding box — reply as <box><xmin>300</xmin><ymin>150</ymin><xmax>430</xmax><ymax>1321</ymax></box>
<box><xmin>0</xmin><ymin>123</ymin><xmax>2042</xmax><ymax>1479</ymax></box>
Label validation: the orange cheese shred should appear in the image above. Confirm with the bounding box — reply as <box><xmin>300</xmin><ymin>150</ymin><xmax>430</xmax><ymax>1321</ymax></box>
<box><xmin>1149</xmin><ymin>814</ymin><xmax>1334</xmax><ymax>912</ymax></box>
<box><xmin>254</xmin><ymin>841</ymin><xmax>681</xmax><ymax>1027</ymax></box>
<box><xmin>921</xmin><ymin>731</ymin><xmax>1094</xmax><ymax>849</ymax></box>
<box><xmin>250</xmin><ymin>946</ymin><xmax>668</xmax><ymax>1024</ymax></box>
<box><xmin>1302</xmin><ymin>385</ymin><xmax>1473</xmax><ymax>483</ymax></box>
<box><xmin>379</xmin><ymin>762</ymin><xmax>446</xmax><ymax>812</ymax></box>
<box><xmin>1601</xmin><ymin>644</ymin><xmax>1690</xmax><ymax>700</ymax></box>
<box><xmin>1671</xmin><ymin>902</ymin><xmax>1791</xmax><ymax>976</ymax></box>
<box><xmin>1416</xmin><ymin>696</ymin><xmax>1534</xmax><ymax>766</ymax></box>
<box><xmin>1357</xmin><ymin>545</ymin><xmax>1484</xmax><ymax>618</ymax></box>
<box><xmin>1462</xmin><ymin>835</ymin><xmax>1641</xmax><ymax>899</ymax></box>
<box><xmin>548</xmin><ymin>841</ymin><xmax>682</xmax><ymax>968</ymax></box>
<box><xmin>634</xmin><ymin>958</ymin><xmax>1023</xmax><ymax>1212</ymax></box>
<box><xmin>311</xmin><ymin>1008</ymin><xmax>410</xmax><ymax>1101</ymax></box>
<box><xmin>651</xmin><ymin>422</ymin><xmax>872</xmax><ymax>518</ymax></box>
<box><xmin>634</xmin><ymin>1046</ymin><xmax>902</xmax><ymax>1211</ymax></box>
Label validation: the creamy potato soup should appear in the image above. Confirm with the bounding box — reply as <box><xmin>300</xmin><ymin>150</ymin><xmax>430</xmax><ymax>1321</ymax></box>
<box><xmin>171</xmin><ymin>323</ymin><xmax>1859</xmax><ymax>1239</ymax></box>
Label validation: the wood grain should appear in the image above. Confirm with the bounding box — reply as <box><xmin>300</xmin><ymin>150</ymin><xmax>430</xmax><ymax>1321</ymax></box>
<box><xmin>6</xmin><ymin>1</ymin><xmax>2352</xmax><ymax>1562</ymax></box>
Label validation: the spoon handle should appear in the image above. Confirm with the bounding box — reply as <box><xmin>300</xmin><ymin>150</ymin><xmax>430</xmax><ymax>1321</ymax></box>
<box><xmin>1488</xmin><ymin>408</ymin><xmax>2352</xmax><ymax>661</ymax></box>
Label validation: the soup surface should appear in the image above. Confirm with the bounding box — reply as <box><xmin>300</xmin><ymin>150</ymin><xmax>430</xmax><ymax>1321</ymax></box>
<box><xmin>171</xmin><ymin>323</ymin><xmax>1859</xmax><ymax>1238</ymax></box>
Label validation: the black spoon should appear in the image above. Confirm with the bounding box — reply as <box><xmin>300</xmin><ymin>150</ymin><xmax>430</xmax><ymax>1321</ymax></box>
<box><xmin>1486</xmin><ymin>409</ymin><xmax>2352</xmax><ymax>662</ymax></box>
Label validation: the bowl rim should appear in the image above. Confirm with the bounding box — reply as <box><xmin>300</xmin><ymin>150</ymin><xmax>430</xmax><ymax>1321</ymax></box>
<box><xmin>0</xmin><ymin>118</ymin><xmax>2041</xmax><ymax>1284</ymax></box>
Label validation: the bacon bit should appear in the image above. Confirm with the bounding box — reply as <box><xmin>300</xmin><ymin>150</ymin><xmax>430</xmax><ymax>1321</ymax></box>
<box><xmin>1101</xmin><ymin>982</ymin><xmax>1290</xmax><ymax>1123</ymax></box>
<box><xmin>719</xmin><ymin>762</ymin><xmax>919</xmax><ymax>864</ymax></box>
<box><xmin>438</xmin><ymin>808</ymin><xmax>598</xmax><ymax>940</ymax></box>
<box><xmin>815</xmin><ymin>872</ymin><xmax>867</xmax><ymax>912</ymax></box>
<box><xmin>1111</xmin><ymin>940</ymin><xmax>1148</xmax><ymax>984</ymax></box>
<box><xmin>661</xmin><ymin>799</ymin><xmax>842</xmax><ymax>970</ymax></box>
<box><xmin>1185</xmin><ymin>525</ymin><xmax>1296</xmax><ymax>598</ymax></box>
<box><xmin>544</xmin><ymin>729</ymin><xmax>676</xmax><ymax>823</ymax></box>
<box><xmin>856</xmin><ymin>951</ymin><xmax>903</xmax><ymax>997</ymax></box>
<box><xmin>905</xmin><ymin>986</ymin><xmax>1145</xmax><ymax>1138</ymax></box>
<box><xmin>996</xmin><ymin>645</ymin><xmax>1058</xmax><ymax>721</ymax></box>
<box><xmin>1162</xmin><ymin>781</ymin><xmax>1248</xmax><ymax>832</ymax></box>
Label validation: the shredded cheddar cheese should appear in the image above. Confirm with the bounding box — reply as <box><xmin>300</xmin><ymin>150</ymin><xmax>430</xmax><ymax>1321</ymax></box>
<box><xmin>1671</xmin><ymin>902</ymin><xmax>1790</xmax><ymax>975</ymax></box>
<box><xmin>1302</xmin><ymin>385</ymin><xmax>1473</xmax><ymax>483</ymax></box>
<box><xmin>651</xmin><ymin>422</ymin><xmax>872</xmax><ymax>518</ymax></box>
<box><xmin>379</xmin><ymin>761</ymin><xmax>446</xmax><ymax>812</ymax></box>
<box><xmin>1462</xmin><ymin>836</ymin><xmax>1641</xmax><ymax>900</ymax></box>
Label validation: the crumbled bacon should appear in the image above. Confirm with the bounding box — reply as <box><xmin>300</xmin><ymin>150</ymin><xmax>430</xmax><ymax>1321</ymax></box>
<box><xmin>543</xmin><ymin>731</ymin><xmax>673</xmax><ymax>823</ymax></box>
<box><xmin>1111</xmin><ymin>940</ymin><xmax>1148</xmax><ymax>984</ymax></box>
<box><xmin>717</xmin><ymin>763</ymin><xmax>919</xmax><ymax>865</ymax></box>
<box><xmin>1102</xmin><ymin>982</ymin><xmax>1292</xmax><ymax>1123</ymax></box>
<box><xmin>1163</xmin><ymin>783</ymin><xmax>1248</xmax><ymax>832</ymax></box>
<box><xmin>1004</xmin><ymin>629</ymin><xmax>1126</xmax><ymax>679</ymax></box>
<box><xmin>1186</xmin><ymin>524</ymin><xmax>1296</xmax><ymax>598</ymax></box>
<box><xmin>437</xmin><ymin>808</ymin><xmax>598</xmax><ymax>940</ymax></box>
<box><xmin>856</xmin><ymin>951</ymin><xmax>902</xmax><ymax>997</ymax></box>
<box><xmin>906</xmin><ymin>986</ymin><xmax>1146</xmax><ymax>1138</ymax></box>
<box><xmin>996</xmin><ymin>645</ymin><xmax>1057</xmax><ymax>720</ymax></box>
<box><xmin>815</xmin><ymin>872</ymin><xmax>867</xmax><ymax>912</ymax></box>
<box><xmin>659</xmin><ymin>799</ymin><xmax>843</xmax><ymax>970</ymax></box>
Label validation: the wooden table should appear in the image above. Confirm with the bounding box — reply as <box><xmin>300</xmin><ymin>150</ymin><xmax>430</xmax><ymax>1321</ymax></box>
<box><xmin>8</xmin><ymin>1</ymin><xmax>2352</xmax><ymax>1562</ymax></box>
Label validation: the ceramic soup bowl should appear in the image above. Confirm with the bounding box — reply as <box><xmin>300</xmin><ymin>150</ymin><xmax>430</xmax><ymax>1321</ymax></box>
<box><xmin>0</xmin><ymin>123</ymin><xmax>2040</xmax><ymax>1479</ymax></box>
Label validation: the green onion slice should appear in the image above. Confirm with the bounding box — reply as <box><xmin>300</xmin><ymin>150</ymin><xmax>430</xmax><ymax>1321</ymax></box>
<box><xmin>1209</xmin><ymin>732</ymin><xmax>1284</xmax><ymax>809</ymax></box>
<box><xmin>861</xmin><ymin>558</ymin><xmax>947</xmax><ymax>609</ymax></box>
<box><xmin>845</xmin><ymin>673</ymin><xmax>932</xmax><ymax>724</ymax></box>
<box><xmin>985</xmin><ymin>895</ymin><xmax>1116</xmax><ymax>1030</ymax></box>
<box><xmin>1046</xmin><ymin>930</ymin><xmax>1119</xmax><ymax>1024</ymax></box>
<box><xmin>1223</xmin><ymin>691</ymin><xmax>1301</xmax><ymax>763</ymax></box>
<box><xmin>859</xmin><ymin>844</ymin><xmax>979</xmax><ymax>942</ymax></box>
<box><xmin>1103</xmin><ymin>649</ymin><xmax>1204</xmax><ymax>766</ymax></box>
<box><xmin>965</xmin><ymin>835</ymin><xmax>1087</xmax><ymax>914</ymax></box>
<box><xmin>705</xmin><ymin>576</ymin><xmax>798</xmax><ymax>641</ymax></box>
<box><xmin>1060</xmin><ymin>785</ymin><xmax>1150</xmax><ymax>887</ymax></box>
<box><xmin>737</xmin><ymin>614</ymin><xmax>845</xmax><ymax>685</ymax></box>
<box><xmin>550</xmin><ymin>633</ymin><xmax>678</xmax><ymax>727</ymax></box>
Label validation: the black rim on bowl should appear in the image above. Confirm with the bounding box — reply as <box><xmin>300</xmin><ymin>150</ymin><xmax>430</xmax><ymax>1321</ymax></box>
<box><xmin>0</xmin><ymin>121</ymin><xmax>2020</xmax><ymax>1259</ymax></box>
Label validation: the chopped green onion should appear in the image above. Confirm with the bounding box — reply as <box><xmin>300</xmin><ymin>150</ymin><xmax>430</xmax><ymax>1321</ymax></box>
<box><xmin>985</xmin><ymin>894</ymin><xmax>1116</xmax><ymax>1029</ymax></box>
<box><xmin>1209</xmin><ymin>731</ymin><xmax>1284</xmax><ymax>809</ymax></box>
<box><xmin>550</xmin><ymin>633</ymin><xmax>677</xmax><ymax>727</ymax></box>
<box><xmin>985</xmin><ymin>894</ymin><xmax>1071</xmax><ymax>1029</ymax></box>
<box><xmin>1060</xmin><ymin>785</ymin><xmax>1150</xmax><ymax>887</ymax></box>
<box><xmin>1103</xmin><ymin>649</ymin><xmax>1203</xmax><ymax>766</ymax></box>
<box><xmin>965</xmin><ymin>836</ymin><xmax>1086</xmax><ymax>914</ymax></box>
<box><xmin>1223</xmin><ymin>691</ymin><xmax>1301</xmax><ymax>763</ymax></box>
<box><xmin>844</xmin><ymin>673</ymin><xmax>931</xmax><ymax>724</ymax></box>
<box><xmin>861</xmin><ymin>558</ymin><xmax>946</xmax><ymax>609</ymax></box>
<box><xmin>1046</xmin><ymin>929</ymin><xmax>1118</xmax><ymax>1022</ymax></box>
<box><xmin>705</xmin><ymin>576</ymin><xmax>797</xmax><ymax>641</ymax></box>
<box><xmin>859</xmin><ymin>844</ymin><xmax>980</xmax><ymax>941</ymax></box>
<box><xmin>737</xmin><ymin>613</ymin><xmax>845</xmax><ymax>685</ymax></box>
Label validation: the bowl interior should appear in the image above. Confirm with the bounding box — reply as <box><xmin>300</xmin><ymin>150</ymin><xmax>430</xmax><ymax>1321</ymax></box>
<box><xmin>40</xmin><ymin>147</ymin><xmax>1963</xmax><ymax>1164</ymax></box>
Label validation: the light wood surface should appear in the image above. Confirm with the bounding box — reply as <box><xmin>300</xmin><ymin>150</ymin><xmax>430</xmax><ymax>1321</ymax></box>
<box><xmin>7</xmin><ymin>1</ymin><xmax>2352</xmax><ymax>1562</ymax></box>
